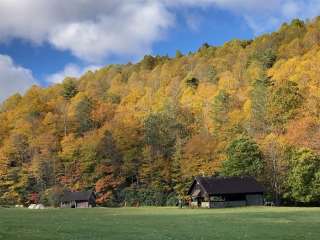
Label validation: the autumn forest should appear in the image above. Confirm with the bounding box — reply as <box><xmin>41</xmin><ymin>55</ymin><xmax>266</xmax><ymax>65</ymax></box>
<box><xmin>1</xmin><ymin>17</ymin><xmax>320</xmax><ymax>206</ymax></box>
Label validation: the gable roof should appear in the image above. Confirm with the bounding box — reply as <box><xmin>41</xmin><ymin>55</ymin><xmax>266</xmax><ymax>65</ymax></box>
<box><xmin>188</xmin><ymin>176</ymin><xmax>264</xmax><ymax>195</ymax></box>
<box><xmin>61</xmin><ymin>190</ymin><xmax>95</xmax><ymax>202</ymax></box>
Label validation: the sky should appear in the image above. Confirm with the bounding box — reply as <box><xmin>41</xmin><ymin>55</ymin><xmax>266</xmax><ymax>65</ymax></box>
<box><xmin>0</xmin><ymin>0</ymin><xmax>320</xmax><ymax>102</ymax></box>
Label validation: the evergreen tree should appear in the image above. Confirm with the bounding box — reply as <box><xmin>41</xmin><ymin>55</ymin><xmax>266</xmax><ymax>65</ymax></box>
<box><xmin>74</xmin><ymin>95</ymin><xmax>93</xmax><ymax>134</ymax></box>
<box><xmin>61</xmin><ymin>78</ymin><xmax>78</xmax><ymax>136</ymax></box>
<box><xmin>175</xmin><ymin>50</ymin><xmax>183</xmax><ymax>58</ymax></box>
<box><xmin>250</xmin><ymin>75</ymin><xmax>271</xmax><ymax>134</ymax></box>
<box><xmin>211</xmin><ymin>90</ymin><xmax>231</xmax><ymax>132</ymax></box>
<box><xmin>62</xmin><ymin>78</ymin><xmax>78</xmax><ymax>100</ymax></box>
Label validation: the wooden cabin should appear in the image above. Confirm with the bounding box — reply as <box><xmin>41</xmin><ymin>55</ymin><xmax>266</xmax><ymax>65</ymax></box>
<box><xmin>188</xmin><ymin>176</ymin><xmax>264</xmax><ymax>208</ymax></box>
<box><xmin>60</xmin><ymin>190</ymin><xmax>96</xmax><ymax>208</ymax></box>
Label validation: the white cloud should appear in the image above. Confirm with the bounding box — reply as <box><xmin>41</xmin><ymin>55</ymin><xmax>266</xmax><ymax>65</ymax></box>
<box><xmin>49</xmin><ymin>2</ymin><xmax>173</xmax><ymax>62</ymax></box>
<box><xmin>0</xmin><ymin>0</ymin><xmax>173</xmax><ymax>62</ymax></box>
<box><xmin>0</xmin><ymin>0</ymin><xmax>319</xmax><ymax>62</ymax></box>
<box><xmin>46</xmin><ymin>64</ymin><xmax>101</xmax><ymax>84</ymax></box>
<box><xmin>0</xmin><ymin>54</ymin><xmax>37</xmax><ymax>102</ymax></box>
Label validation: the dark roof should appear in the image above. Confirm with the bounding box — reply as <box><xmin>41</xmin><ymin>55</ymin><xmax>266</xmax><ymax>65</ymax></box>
<box><xmin>188</xmin><ymin>176</ymin><xmax>264</xmax><ymax>195</ymax></box>
<box><xmin>61</xmin><ymin>190</ymin><xmax>95</xmax><ymax>202</ymax></box>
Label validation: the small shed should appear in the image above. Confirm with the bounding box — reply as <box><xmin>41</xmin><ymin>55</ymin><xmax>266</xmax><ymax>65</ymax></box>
<box><xmin>60</xmin><ymin>190</ymin><xmax>96</xmax><ymax>208</ymax></box>
<box><xmin>188</xmin><ymin>176</ymin><xmax>264</xmax><ymax>208</ymax></box>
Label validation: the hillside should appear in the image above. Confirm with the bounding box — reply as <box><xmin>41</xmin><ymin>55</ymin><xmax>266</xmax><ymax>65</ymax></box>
<box><xmin>1</xmin><ymin>17</ymin><xmax>320</xmax><ymax>206</ymax></box>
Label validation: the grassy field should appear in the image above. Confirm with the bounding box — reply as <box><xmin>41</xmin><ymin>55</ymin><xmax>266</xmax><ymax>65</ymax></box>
<box><xmin>0</xmin><ymin>207</ymin><xmax>320</xmax><ymax>240</ymax></box>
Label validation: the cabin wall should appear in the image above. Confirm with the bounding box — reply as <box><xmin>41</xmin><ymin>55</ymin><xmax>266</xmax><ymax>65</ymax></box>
<box><xmin>202</xmin><ymin>201</ymin><xmax>247</xmax><ymax>208</ymax></box>
<box><xmin>201</xmin><ymin>202</ymin><xmax>210</xmax><ymax>208</ymax></box>
<box><xmin>197</xmin><ymin>200</ymin><xmax>248</xmax><ymax>208</ymax></box>
<box><xmin>195</xmin><ymin>194</ymin><xmax>263</xmax><ymax>208</ymax></box>
<box><xmin>224</xmin><ymin>201</ymin><xmax>246</xmax><ymax>207</ymax></box>
<box><xmin>60</xmin><ymin>200</ymin><xmax>76</xmax><ymax>208</ymax></box>
<box><xmin>76</xmin><ymin>201</ymin><xmax>89</xmax><ymax>208</ymax></box>
<box><xmin>61</xmin><ymin>201</ymin><xmax>91</xmax><ymax>208</ymax></box>
<box><xmin>246</xmin><ymin>194</ymin><xmax>263</xmax><ymax>206</ymax></box>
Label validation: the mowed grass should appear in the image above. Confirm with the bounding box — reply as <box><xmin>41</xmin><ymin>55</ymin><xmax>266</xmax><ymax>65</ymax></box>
<box><xmin>0</xmin><ymin>207</ymin><xmax>320</xmax><ymax>240</ymax></box>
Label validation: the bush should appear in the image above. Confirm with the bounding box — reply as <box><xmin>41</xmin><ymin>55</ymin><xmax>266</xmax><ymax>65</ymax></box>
<box><xmin>40</xmin><ymin>186</ymin><xmax>64</xmax><ymax>207</ymax></box>
<box><xmin>120</xmin><ymin>187</ymin><xmax>175</xmax><ymax>206</ymax></box>
<box><xmin>166</xmin><ymin>192</ymin><xmax>178</xmax><ymax>206</ymax></box>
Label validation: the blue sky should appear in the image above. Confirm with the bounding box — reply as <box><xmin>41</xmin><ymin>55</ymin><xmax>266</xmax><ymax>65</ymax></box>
<box><xmin>0</xmin><ymin>0</ymin><xmax>318</xmax><ymax>101</ymax></box>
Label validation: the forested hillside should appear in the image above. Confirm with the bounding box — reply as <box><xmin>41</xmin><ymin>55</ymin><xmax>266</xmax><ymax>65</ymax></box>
<box><xmin>1</xmin><ymin>17</ymin><xmax>320</xmax><ymax>206</ymax></box>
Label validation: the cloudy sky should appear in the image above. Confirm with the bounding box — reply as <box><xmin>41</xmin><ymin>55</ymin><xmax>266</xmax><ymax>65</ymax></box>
<box><xmin>0</xmin><ymin>0</ymin><xmax>319</xmax><ymax>101</ymax></box>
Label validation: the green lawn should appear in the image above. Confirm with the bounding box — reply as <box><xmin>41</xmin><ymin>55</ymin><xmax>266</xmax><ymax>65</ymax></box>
<box><xmin>0</xmin><ymin>207</ymin><xmax>320</xmax><ymax>240</ymax></box>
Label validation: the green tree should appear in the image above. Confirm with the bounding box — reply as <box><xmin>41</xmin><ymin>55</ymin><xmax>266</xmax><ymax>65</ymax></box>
<box><xmin>260</xmin><ymin>49</ymin><xmax>277</xmax><ymax>69</ymax></box>
<box><xmin>175</xmin><ymin>50</ymin><xmax>183</xmax><ymax>58</ymax></box>
<box><xmin>75</xmin><ymin>95</ymin><xmax>93</xmax><ymax>134</ymax></box>
<box><xmin>62</xmin><ymin>78</ymin><xmax>78</xmax><ymax>100</ymax></box>
<box><xmin>285</xmin><ymin>148</ymin><xmax>320</xmax><ymax>203</ymax></box>
<box><xmin>250</xmin><ymin>75</ymin><xmax>272</xmax><ymax>134</ymax></box>
<box><xmin>222</xmin><ymin>136</ymin><xmax>264</xmax><ymax>177</ymax></box>
<box><xmin>61</xmin><ymin>78</ymin><xmax>78</xmax><ymax>136</ymax></box>
<box><xmin>211</xmin><ymin>90</ymin><xmax>231</xmax><ymax>132</ymax></box>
